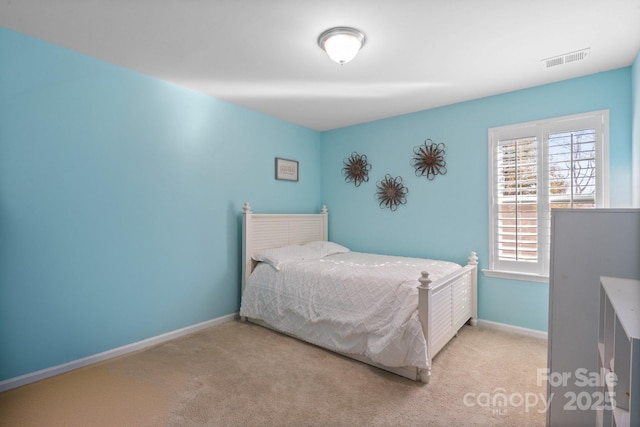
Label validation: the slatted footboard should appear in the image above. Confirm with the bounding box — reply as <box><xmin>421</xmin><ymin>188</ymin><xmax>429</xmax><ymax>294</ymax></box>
<box><xmin>417</xmin><ymin>253</ymin><xmax>478</xmax><ymax>383</ymax></box>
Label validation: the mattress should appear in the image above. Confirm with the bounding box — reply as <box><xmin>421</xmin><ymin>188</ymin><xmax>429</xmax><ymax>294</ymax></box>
<box><xmin>239</xmin><ymin>251</ymin><xmax>461</xmax><ymax>368</ymax></box>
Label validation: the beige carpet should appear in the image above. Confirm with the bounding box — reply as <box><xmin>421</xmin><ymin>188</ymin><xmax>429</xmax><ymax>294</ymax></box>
<box><xmin>0</xmin><ymin>320</ymin><xmax>548</xmax><ymax>426</ymax></box>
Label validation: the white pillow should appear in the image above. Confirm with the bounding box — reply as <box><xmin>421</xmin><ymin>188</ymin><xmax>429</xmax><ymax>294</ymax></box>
<box><xmin>303</xmin><ymin>241</ymin><xmax>350</xmax><ymax>257</ymax></box>
<box><xmin>252</xmin><ymin>244</ymin><xmax>318</xmax><ymax>270</ymax></box>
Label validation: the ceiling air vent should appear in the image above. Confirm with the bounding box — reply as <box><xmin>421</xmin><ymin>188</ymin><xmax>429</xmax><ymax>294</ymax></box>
<box><xmin>542</xmin><ymin>48</ymin><xmax>590</xmax><ymax>69</ymax></box>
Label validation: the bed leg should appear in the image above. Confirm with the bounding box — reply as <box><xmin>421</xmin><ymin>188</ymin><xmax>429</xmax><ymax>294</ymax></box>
<box><xmin>240</xmin><ymin>316</ymin><xmax>248</xmax><ymax>322</ymax></box>
<box><xmin>419</xmin><ymin>368</ymin><xmax>431</xmax><ymax>384</ymax></box>
<box><xmin>469</xmin><ymin>317</ymin><xmax>478</xmax><ymax>327</ymax></box>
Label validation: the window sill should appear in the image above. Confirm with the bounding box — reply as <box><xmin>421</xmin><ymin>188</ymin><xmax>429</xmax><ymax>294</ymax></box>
<box><xmin>482</xmin><ymin>269</ymin><xmax>549</xmax><ymax>283</ymax></box>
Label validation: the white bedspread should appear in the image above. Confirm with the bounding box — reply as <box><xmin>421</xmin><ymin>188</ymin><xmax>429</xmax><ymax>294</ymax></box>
<box><xmin>240</xmin><ymin>251</ymin><xmax>461</xmax><ymax>369</ymax></box>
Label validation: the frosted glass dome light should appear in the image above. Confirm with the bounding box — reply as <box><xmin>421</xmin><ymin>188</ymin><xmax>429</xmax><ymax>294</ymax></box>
<box><xmin>318</xmin><ymin>27</ymin><xmax>366</xmax><ymax>65</ymax></box>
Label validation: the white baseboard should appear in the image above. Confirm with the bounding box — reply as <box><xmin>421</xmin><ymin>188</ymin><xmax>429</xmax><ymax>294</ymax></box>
<box><xmin>0</xmin><ymin>312</ymin><xmax>238</xmax><ymax>392</ymax></box>
<box><xmin>476</xmin><ymin>319</ymin><xmax>548</xmax><ymax>341</ymax></box>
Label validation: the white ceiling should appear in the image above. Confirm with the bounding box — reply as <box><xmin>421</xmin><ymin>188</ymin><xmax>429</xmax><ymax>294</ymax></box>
<box><xmin>1</xmin><ymin>0</ymin><xmax>639</xmax><ymax>131</ymax></box>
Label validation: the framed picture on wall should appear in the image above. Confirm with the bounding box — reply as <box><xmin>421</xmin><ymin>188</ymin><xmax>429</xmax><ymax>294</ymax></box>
<box><xmin>275</xmin><ymin>158</ymin><xmax>299</xmax><ymax>181</ymax></box>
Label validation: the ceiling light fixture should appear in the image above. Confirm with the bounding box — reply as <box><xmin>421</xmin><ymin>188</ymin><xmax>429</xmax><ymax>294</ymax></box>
<box><xmin>318</xmin><ymin>27</ymin><xmax>366</xmax><ymax>65</ymax></box>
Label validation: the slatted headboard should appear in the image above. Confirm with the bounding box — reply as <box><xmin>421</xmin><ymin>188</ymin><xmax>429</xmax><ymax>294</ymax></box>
<box><xmin>241</xmin><ymin>202</ymin><xmax>328</xmax><ymax>290</ymax></box>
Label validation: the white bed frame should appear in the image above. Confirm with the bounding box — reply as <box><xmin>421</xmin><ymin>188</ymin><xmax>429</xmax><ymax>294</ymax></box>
<box><xmin>241</xmin><ymin>202</ymin><xmax>478</xmax><ymax>383</ymax></box>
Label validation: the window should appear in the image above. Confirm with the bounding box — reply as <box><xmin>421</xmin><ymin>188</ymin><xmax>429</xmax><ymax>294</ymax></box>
<box><xmin>486</xmin><ymin>110</ymin><xmax>609</xmax><ymax>281</ymax></box>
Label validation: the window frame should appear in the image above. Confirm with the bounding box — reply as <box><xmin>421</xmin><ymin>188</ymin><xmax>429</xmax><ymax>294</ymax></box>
<box><xmin>485</xmin><ymin>110</ymin><xmax>609</xmax><ymax>282</ymax></box>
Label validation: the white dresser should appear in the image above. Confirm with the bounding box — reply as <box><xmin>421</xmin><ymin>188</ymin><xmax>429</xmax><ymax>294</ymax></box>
<box><xmin>547</xmin><ymin>209</ymin><xmax>640</xmax><ymax>427</ymax></box>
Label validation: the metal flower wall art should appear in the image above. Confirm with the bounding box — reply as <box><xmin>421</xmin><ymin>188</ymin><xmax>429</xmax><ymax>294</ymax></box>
<box><xmin>411</xmin><ymin>139</ymin><xmax>447</xmax><ymax>180</ymax></box>
<box><xmin>375</xmin><ymin>174</ymin><xmax>409</xmax><ymax>211</ymax></box>
<box><xmin>342</xmin><ymin>152</ymin><xmax>372</xmax><ymax>187</ymax></box>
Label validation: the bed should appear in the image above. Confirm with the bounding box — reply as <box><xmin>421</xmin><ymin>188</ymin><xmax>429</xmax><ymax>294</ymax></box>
<box><xmin>239</xmin><ymin>203</ymin><xmax>478</xmax><ymax>383</ymax></box>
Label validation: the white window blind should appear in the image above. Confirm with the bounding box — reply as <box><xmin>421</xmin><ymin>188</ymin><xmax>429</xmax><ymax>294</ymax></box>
<box><xmin>547</xmin><ymin>129</ymin><xmax>597</xmax><ymax>209</ymax></box>
<box><xmin>487</xmin><ymin>110</ymin><xmax>609</xmax><ymax>280</ymax></box>
<box><xmin>495</xmin><ymin>136</ymin><xmax>539</xmax><ymax>264</ymax></box>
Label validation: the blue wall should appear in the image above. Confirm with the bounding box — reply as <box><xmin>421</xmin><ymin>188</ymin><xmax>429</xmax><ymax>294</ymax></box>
<box><xmin>321</xmin><ymin>68</ymin><xmax>633</xmax><ymax>333</ymax></box>
<box><xmin>632</xmin><ymin>50</ymin><xmax>640</xmax><ymax>206</ymax></box>
<box><xmin>0</xmin><ymin>28</ymin><xmax>321</xmax><ymax>381</ymax></box>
